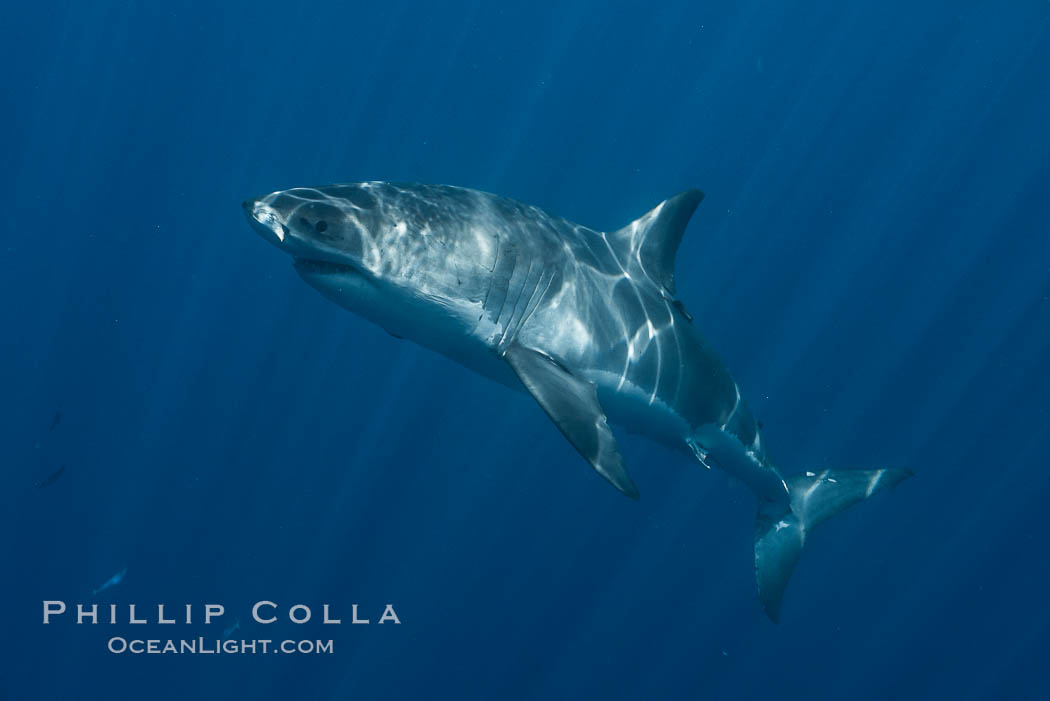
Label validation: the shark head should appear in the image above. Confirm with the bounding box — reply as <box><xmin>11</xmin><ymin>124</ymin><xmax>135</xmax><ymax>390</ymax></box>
<box><xmin>242</xmin><ymin>184</ymin><xmax>380</xmax><ymax>276</ymax></box>
<box><xmin>242</xmin><ymin>182</ymin><xmax>492</xmax><ymax>341</ymax></box>
<box><xmin>242</xmin><ymin>184</ymin><xmax>399</xmax><ymax>318</ymax></box>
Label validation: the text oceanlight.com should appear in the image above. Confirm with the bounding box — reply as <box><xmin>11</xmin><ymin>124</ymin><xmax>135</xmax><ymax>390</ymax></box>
<box><xmin>107</xmin><ymin>637</ymin><xmax>334</xmax><ymax>655</ymax></box>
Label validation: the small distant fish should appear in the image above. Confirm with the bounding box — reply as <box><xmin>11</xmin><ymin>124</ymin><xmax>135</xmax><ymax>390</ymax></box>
<box><xmin>92</xmin><ymin>566</ymin><xmax>127</xmax><ymax>595</ymax></box>
<box><xmin>223</xmin><ymin>617</ymin><xmax>241</xmax><ymax>640</ymax></box>
<box><xmin>48</xmin><ymin>409</ymin><xmax>62</xmax><ymax>432</ymax></box>
<box><xmin>34</xmin><ymin>465</ymin><xmax>66</xmax><ymax>489</ymax></box>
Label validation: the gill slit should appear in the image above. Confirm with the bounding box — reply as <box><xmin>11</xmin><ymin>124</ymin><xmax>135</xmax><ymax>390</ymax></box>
<box><xmin>498</xmin><ymin>259</ymin><xmax>535</xmax><ymax>349</ymax></box>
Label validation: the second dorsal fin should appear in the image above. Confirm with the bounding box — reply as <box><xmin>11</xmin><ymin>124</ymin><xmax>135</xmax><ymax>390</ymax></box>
<box><xmin>610</xmin><ymin>189</ymin><xmax>704</xmax><ymax>294</ymax></box>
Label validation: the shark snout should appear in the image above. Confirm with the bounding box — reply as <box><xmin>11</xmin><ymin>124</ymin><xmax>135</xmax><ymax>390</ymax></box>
<box><xmin>242</xmin><ymin>197</ymin><xmax>290</xmax><ymax>246</ymax></box>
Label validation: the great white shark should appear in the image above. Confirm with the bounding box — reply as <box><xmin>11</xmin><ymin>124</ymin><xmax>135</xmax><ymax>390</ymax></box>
<box><xmin>242</xmin><ymin>182</ymin><xmax>911</xmax><ymax>621</ymax></box>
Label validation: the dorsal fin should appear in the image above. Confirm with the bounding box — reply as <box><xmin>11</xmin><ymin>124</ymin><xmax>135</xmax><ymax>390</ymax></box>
<box><xmin>610</xmin><ymin>189</ymin><xmax>704</xmax><ymax>294</ymax></box>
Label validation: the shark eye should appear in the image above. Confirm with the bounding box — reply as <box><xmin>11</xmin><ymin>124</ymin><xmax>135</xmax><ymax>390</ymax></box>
<box><xmin>315</xmin><ymin>220</ymin><xmax>328</xmax><ymax>233</ymax></box>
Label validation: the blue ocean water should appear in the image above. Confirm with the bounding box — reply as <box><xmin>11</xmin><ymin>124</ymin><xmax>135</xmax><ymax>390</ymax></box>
<box><xmin>2</xmin><ymin>1</ymin><xmax>1048</xmax><ymax>699</ymax></box>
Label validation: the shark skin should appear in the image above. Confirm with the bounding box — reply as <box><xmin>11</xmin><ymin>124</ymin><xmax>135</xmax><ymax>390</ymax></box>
<box><xmin>243</xmin><ymin>182</ymin><xmax>911</xmax><ymax>621</ymax></box>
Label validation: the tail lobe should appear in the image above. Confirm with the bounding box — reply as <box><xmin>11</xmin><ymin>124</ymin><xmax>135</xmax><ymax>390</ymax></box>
<box><xmin>754</xmin><ymin>468</ymin><xmax>912</xmax><ymax>622</ymax></box>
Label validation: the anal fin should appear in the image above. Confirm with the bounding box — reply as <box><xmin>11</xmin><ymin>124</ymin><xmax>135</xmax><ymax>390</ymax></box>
<box><xmin>504</xmin><ymin>344</ymin><xmax>639</xmax><ymax>499</ymax></box>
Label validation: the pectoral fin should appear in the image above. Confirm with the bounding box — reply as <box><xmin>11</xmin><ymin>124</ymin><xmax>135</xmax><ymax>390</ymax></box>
<box><xmin>504</xmin><ymin>344</ymin><xmax>639</xmax><ymax>499</ymax></box>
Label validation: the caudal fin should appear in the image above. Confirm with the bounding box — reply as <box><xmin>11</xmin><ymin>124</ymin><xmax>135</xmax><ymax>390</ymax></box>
<box><xmin>754</xmin><ymin>468</ymin><xmax>912</xmax><ymax>622</ymax></box>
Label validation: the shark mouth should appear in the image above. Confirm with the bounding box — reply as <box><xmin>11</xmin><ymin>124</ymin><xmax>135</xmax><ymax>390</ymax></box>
<box><xmin>292</xmin><ymin>258</ymin><xmax>363</xmax><ymax>276</ymax></box>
